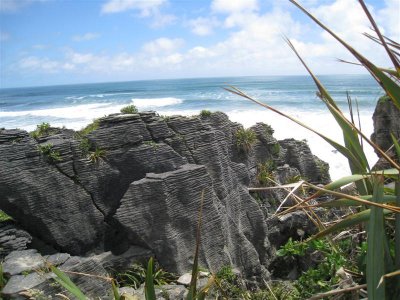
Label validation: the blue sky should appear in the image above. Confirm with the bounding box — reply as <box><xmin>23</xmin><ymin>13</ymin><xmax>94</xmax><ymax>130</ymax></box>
<box><xmin>0</xmin><ymin>0</ymin><xmax>398</xmax><ymax>88</ymax></box>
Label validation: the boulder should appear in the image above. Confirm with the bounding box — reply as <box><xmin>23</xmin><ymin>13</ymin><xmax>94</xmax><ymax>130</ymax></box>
<box><xmin>371</xmin><ymin>95</ymin><xmax>400</xmax><ymax>153</ymax></box>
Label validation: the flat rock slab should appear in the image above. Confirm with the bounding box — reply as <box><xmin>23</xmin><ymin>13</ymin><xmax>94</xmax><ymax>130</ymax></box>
<box><xmin>1</xmin><ymin>272</ymin><xmax>54</xmax><ymax>296</ymax></box>
<box><xmin>44</xmin><ymin>253</ymin><xmax>70</xmax><ymax>266</ymax></box>
<box><xmin>3</xmin><ymin>249</ymin><xmax>45</xmax><ymax>276</ymax></box>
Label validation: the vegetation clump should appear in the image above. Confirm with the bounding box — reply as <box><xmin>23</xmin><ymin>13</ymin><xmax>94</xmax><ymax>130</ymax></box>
<box><xmin>78</xmin><ymin>119</ymin><xmax>100</xmax><ymax>136</ymax></box>
<box><xmin>120</xmin><ymin>104</ymin><xmax>138</xmax><ymax>114</ymax></box>
<box><xmin>115</xmin><ymin>261</ymin><xmax>176</xmax><ymax>289</ymax></box>
<box><xmin>88</xmin><ymin>148</ymin><xmax>106</xmax><ymax>163</ymax></box>
<box><xmin>0</xmin><ymin>210</ymin><xmax>12</xmax><ymax>222</ymax></box>
<box><xmin>199</xmin><ymin>110</ymin><xmax>212</xmax><ymax>117</ymax></box>
<box><xmin>236</xmin><ymin>128</ymin><xmax>256</xmax><ymax>152</ymax></box>
<box><xmin>257</xmin><ymin>160</ymin><xmax>275</xmax><ymax>186</ymax></box>
<box><xmin>31</xmin><ymin>122</ymin><xmax>51</xmax><ymax>139</ymax></box>
<box><xmin>78</xmin><ymin>137</ymin><xmax>91</xmax><ymax>155</ymax></box>
<box><xmin>37</xmin><ymin>143</ymin><xmax>62</xmax><ymax>163</ymax></box>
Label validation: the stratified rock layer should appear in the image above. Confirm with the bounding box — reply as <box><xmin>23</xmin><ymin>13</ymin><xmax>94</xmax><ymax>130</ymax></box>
<box><xmin>0</xmin><ymin>111</ymin><xmax>329</xmax><ymax>279</ymax></box>
<box><xmin>371</xmin><ymin>96</ymin><xmax>400</xmax><ymax>153</ymax></box>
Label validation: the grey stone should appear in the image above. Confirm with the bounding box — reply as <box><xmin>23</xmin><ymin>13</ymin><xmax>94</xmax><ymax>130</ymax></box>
<box><xmin>3</xmin><ymin>249</ymin><xmax>45</xmax><ymax>276</ymax></box>
<box><xmin>0</xmin><ymin>222</ymin><xmax>32</xmax><ymax>259</ymax></box>
<box><xmin>371</xmin><ymin>96</ymin><xmax>400</xmax><ymax>153</ymax></box>
<box><xmin>1</xmin><ymin>272</ymin><xmax>54</xmax><ymax>296</ymax></box>
<box><xmin>44</xmin><ymin>253</ymin><xmax>70</xmax><ymax>266</ymax></box>
<box><xmin>156</xmin><ymin>284</ymin><xmax>188</xmax><ymax>299</ymax></box>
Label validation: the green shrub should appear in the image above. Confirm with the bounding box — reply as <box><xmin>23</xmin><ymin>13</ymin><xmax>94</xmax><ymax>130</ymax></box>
<box><xmin>236</xmin><ymin>128</ymin><xmax>256</xmax><ymax>152</ymax></box>
<box><xmin>116</xmin><ymin>261</ymin><xmax>176</xmax><ymax>289</ymax></box>
<box><xmin>37</xmin><ymin>143</ymin><xmax>62</xmax><ymax>163</ymax></box>
<box><xmin>31</xmin><ymin>122</ymin><xmax>51</xmax><ymax>139</ymax></box>
<box><xmin>88</xmin><ymin>148</ymin><xmax>106</xmax><ymax>163</ymax></box>
<box><xmin>271</xmin><ymin>143</ymin><xmax>280</xmax><ymax>155</ymax></box>
<box><xmin>120</xmin><ymin>104</ymin><xmax>138</xmax><ymax>114</ymax></box>
<box><xmin>200</xmin><ymin>110</ymin><xmax>212</xmax><ymax>117</ymax></box>
<box><xmin>277</xmin><ymin>238</ymin><xmax>349</xmax><ymax>299</ymax></box>
<box><xmin>79</xmin><ymin>138</ymin><xmax>91</xmax><ymax>155</ymax></box>
<box><xmin>79</xmin><ymin>119</ymin><xmax>100</xmax><ymax>136</ymax></box>
<box><xmin>214</xmin><ymin>266</ymin><xmax>243</xmax><ymax>299</ymax></box>
<box><xmin>257</xmin><ymin>160</ymin><xmax>275</xmax><ymax>186</ymax></box>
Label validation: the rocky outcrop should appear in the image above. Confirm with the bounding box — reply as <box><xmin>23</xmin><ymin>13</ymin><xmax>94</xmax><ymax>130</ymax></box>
<box><xmin>0</xmin><ymin>111</ymin><xmax>330</xmax><ymax>297</ymax></box>
<box><xmin>1</xmin><ymin>247</ymin><xmax>152</xmax><ymax>299</ymax></box>
<box><xmin>371</xmin><ymin>95</ymin><xmax>400</xmax><ymax>153</ymax></box>
<box><xmin>0</xmin><ymin>222</ymin><xmax>32</xmax><ymax>259</ymax></box>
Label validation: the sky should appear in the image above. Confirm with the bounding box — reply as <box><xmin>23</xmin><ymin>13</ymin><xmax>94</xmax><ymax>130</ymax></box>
<box><xmin>0</xmin><ymin>0</ymin><xmax>399</xmax><ymax>88</ymax></box>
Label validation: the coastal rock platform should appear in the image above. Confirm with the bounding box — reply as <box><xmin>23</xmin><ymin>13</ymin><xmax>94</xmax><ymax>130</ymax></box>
<box><xmin>0</xmin><ymin>111</ymin><xmax>330</xmax><ymax>298</ymax></box>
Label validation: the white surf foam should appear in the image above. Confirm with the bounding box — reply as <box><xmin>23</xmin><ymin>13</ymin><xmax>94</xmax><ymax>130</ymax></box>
<box><xmin>226</xmin><ymin>108</ymin><xmax>378</xmax><ymax>180</ymax></box>
<box><xmin>131</xmin><ymin>97</ymin><xmax>183</xmax><ymax>108</ymax></box>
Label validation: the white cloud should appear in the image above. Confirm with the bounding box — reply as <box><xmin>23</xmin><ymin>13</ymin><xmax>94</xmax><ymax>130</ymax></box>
<box><xmin>211</xmin><ymin>0</ymin><xmax>258</xmax><ymax>14</ymax></box>
<box><xmin>72</xmin><ymin>32</ymin><xmax>100</xmax><ymax>42</ymax></box>
<box><xmin>0</xmin><ymin>0</ymin><xmax>46</xmax><ymax>13</ymax></box>
<box><xmin>101</xmin><ymin>0</ymin><xmax>165</xmax><ymax>15</ymax></box>
<box><xmin>377</xmin><ymin>0</ymin><xmax>400</xmax><ymax>40</ymax></box>
<box><xmin>18</xmin><ymin>56</ymin><xmax>61</xmax><ymax>73</ymax></box>
<box><xmin>142</xmin><ymin>37</ymin><xmax>184</xmax><ymax>54</ymax></box>
<box><xmin>188</xmin><ymin>17</ymin><xmax>220</xmax><ymax>36</ymax></box>
<box><xmin>151</xmin><ymin>12</ymin><xmax>176</xmax><ymax>28</ymax></box>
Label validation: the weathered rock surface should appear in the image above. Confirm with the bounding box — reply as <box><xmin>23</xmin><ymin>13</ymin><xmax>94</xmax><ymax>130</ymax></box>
<box><xmin>1</xmin><ymin>247</ymin><xmax>152</xmax><ymax>299</ymax></box>
<box><xmin>1</xmin><ymin>111</ymin><xmax>330</xmax><ymax>298</ymax></box>
<box><xmin>371</xmin><ymin>96</ymin><xmax>400</xmax><ymax>153</ymax></box>
<box><xmin>0</xmin><ymin>222</ymin><xmax>32</xmax><ymax>259</ymax></box>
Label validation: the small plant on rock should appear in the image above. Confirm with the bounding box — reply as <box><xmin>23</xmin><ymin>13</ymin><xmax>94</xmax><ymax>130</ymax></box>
<box><xmin>257</xmin><ymin>160</ymin><xmax>275</xmax><ymax>186</ymax></box>
<box><xmin>79</xmin><ymin>137</ymin><xmax>92</xmax><ymax>155</ymax></box>
<box><xmin>88</xmin><ymin>148</ymin><xmax>106</xmax><ymax>163</ymax></box>
<box><xmin>200</xmin><ymin>110</ymin><xmax>212</xmax><ymax>118</ymax></box>
<box><xmin>236</xmin><ymin>128</ymin><xmax>256</xmax><ymax>152</ymax></box>
<box><xmin>78</xmin><ymin>119</ymin><xmax>100</xmax><ymax>136</ymax></box>
<box><xmin>37</xmin><ymin>143</ymin><xmax>62</xmax><ymax>163</ymax></box>
<box><xmin>116</xmin><ymin>261</ymin><xmax>176</xmax><ymax>289</ymax></box>
<box><xmin>120</xmin><ymin>104</ymin><xmax>138</xmax><ymax>114</ymax></box>
<box><xmin>31</xmin><ymin>122</ymin><xmax>51</xmax><ymax>139</ymax></box>
<box><xmin>0</xmin><ymin>210</ymin><xmax>12</xmax><ymax>222</ymax></box>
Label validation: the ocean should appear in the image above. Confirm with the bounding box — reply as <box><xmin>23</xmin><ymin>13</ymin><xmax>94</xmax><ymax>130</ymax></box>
<box><xmin>0</xmin><ymin>75</ymin><xmax>384</xmax><ymax>180</ymax></box>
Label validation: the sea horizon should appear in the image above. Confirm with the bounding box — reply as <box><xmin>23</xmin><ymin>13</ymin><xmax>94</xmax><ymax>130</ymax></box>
<box><xmin>0</xmin><ymin>73</ymin><xmax>370</xmax><ymax>90</ymax></box>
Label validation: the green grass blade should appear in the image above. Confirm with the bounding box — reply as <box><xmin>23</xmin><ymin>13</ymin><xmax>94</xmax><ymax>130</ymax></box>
<box><xmin>367</xmin><ymin>176</ymin><xmax>386</xmax><ymax>299</ymax></box>
<box><xmin>308</xmin><ymin>208</ymin><xmax>391</xmax><ymax>241</ymax></box>
<box><xmin>392</xmin><ymin>133</ymin><xmax>400</xmax><ymax>159</ymax></box>
<box><xmin>285</xmin><ymin>38</ymin><xmax>370</xmax><ymax>181</ymax></box>
<box><xmin>289</xmin><ymin>0</ymin><xmax>400</xmax><ymax>112</ymax></box>
<box><xmin>395</xmin><ymin>180</ymin><xmax>400</xmax><ymax>269</ymax></box>
<box><xmin>318</xmin><ymin>195</ymin><xmax>397</xmax><ymax>208</ymax></box>
<box><xmin>50</xmin><ymin>265</ymin><xmax>87</xmax><ymax>300</ymax></box>
<box><xmin>358</xmin><ymin>0</ymin><xmax>400</xmax><ymax>73</ymax></box>
<box><xmin>145</xmin><ymin>258</ymin><xmax>156</xmax><ymax>300</ymax></box>
<box><xmin>112</xmin><ymin>280</ymin><xmax>121</xmax><ymax>300</ymax></box>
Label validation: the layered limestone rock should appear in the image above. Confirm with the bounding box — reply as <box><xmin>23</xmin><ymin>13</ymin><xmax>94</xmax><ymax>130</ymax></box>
<box><xmin>0</xmin><ymin>111</ymin><xmax>330</xmax><ymax>285</ymax></box>
<box><xmin>371</xmin><ymin>95</ymin><xmax>400</xmax><ymax>152</ymax></box>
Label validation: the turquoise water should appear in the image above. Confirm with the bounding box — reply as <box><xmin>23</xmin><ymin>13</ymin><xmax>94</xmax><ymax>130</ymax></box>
<box><xmin>0</xmin><ymin>75</ymin><xmax>384</xmax><ymax>179</ymax></box>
